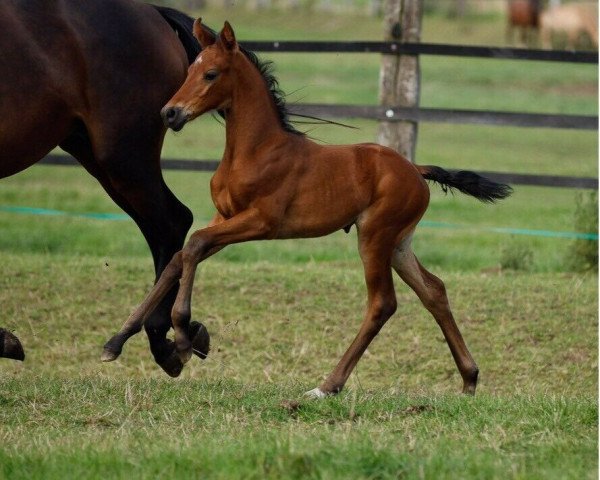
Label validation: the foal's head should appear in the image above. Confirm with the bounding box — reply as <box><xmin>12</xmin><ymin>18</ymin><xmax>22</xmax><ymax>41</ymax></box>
<box><xmin>161</xmin><ymin>20</ymin><xmax>239</xmax><ymax>131</ymax></box>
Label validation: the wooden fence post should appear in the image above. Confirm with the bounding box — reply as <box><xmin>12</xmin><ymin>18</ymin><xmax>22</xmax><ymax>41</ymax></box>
<box><xmin>377</xmin><ymin>0</ymin><xmax>423</xmax><ymax>162</ymax></box>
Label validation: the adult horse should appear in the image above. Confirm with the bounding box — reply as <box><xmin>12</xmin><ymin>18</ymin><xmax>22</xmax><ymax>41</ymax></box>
<box><xmin>540</xmin><ymin>2</ymin><xmax>599</xmax><ymax>50</ymax></box>
<box><xmin>506</xmin><ymin>0</ymin><xmax>541</xmax><ymax>47</ymax></box>
<box><xmin>0</xmin><ymin>0</ymin><xmax>208</xmax><ymax>376</ymax></box>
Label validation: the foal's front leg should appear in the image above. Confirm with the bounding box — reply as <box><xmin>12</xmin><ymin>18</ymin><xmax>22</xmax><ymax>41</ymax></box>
<box><xmin>103</xmin><ymin>209</ymin><xmax>275</xmax><ymax>363</ymax></box>
<box><xmin>169</xmin><ymin>208</ymin><xmax>278</xmax><ymax>363</ymax></box>
<box><xmin>102</xmin><ymin>214</ymin><xmax>222</xmax><ymax>362</ymax></box>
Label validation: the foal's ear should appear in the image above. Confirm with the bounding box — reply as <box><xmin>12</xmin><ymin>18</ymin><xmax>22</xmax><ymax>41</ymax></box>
<box><xmin>193</xmin><ymin>18</ymin><xmax>216</xmax><ymax>49</ymax></box>
<box><xmin>220</xmin><ymin>21</ymin><xmax>237</xmax><ymax>50</ymax></box>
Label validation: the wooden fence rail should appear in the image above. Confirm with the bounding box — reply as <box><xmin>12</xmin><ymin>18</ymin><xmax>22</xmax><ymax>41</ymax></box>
<box><xmin>288</xmin><ymin>104</ymin><xmax>597</xmax><ymax>129</ymax></box>
<box><xmin>37</xmin><ymin>41</ymin><xmax>598</xmax><ymax>189</ymax></box>
<box><xmin>242</xmin><ymin>40</ymin><xmax>598</xmax><ymax>63</ymax></box>
<box><xmin>39</xmin><ymin>154</ymin><xmax>598</xmax><ymax>189</ymax></box>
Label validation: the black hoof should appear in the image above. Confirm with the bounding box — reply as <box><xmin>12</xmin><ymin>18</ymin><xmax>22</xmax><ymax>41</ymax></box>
<box><xmin>159</xmin><ymin>350</ymin><xmax>184</xmax><ymax>377</ymax></box>
<box><xmin>101</xmin><ymin>336</ymin><xmax>123</xmax><ymax>362</ymax></box>
<box><xmin>189</xmin><ymin>321</ymin><xmax>210</xmax><ymax>360</ymax></box>
<box><xmin>154</xmin><ymin>339</ymin><xmax>184</xmax><ymax>377</ymax></box>
<box><xmin>0</xmin><ymin>328</ymin><xmax>25</xmax><ymax>361</ymax></box>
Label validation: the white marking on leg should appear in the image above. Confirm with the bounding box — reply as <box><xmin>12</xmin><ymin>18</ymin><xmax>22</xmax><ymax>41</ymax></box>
<box><xmin>304</xmin><ymin>387</ymin><xmax>329</xmax><ymax>399</ymax></box>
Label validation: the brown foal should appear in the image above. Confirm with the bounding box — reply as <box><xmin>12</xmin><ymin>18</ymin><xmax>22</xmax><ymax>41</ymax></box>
<box><xmin>102</xmin><ymin>20</ymin><xmax>511</xmax><ymax>397</ymax></box>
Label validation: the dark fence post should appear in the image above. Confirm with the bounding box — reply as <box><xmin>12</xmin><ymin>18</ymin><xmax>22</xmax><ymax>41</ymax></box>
<box><xmin>377</xmin><ymin>0</ymin><xmax>423</xmax><ymax>161</ymax></box>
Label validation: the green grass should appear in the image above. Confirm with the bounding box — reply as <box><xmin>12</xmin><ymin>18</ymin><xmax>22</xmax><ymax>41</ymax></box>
<box><xmin>0</xmin><ymin>165</ymin><xmax>595</xmax><ymax>272</ymax></box>
<box><xmin>0</xmin><ymin>380</ymin><xmax>596</xmax><ymax>480</ymax></box>
<box><xmin>0</xmin><ymin>255</ymin><xmax>597</xmax><ymax>479</ymax></box>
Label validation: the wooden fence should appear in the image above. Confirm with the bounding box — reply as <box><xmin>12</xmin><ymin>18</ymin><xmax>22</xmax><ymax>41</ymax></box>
<box><xmin>42</xmin><ymin>41</ymin><xmax>598</xmax><ymax>189</ymax></box>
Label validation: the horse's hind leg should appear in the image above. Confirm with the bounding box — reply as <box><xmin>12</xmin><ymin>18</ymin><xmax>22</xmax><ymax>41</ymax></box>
<box><xmin>60</xmin><ymin>123</ymin><xmax>193</xmax><ymax>376</ymax></box>
<box><xmin>391</xmin><ymin>237</ymin><xmax>478</xmax><ymax>394</ymax></box>
<box><xmin>101</xmin><ymin>252</ymin><xmax>183</xmax><ymax>361</ymax></box>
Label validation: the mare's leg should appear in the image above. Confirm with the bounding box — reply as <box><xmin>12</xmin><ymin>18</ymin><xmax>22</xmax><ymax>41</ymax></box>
<box><xmin>391</xmin><ymin>237</ymin><xmax>478</xmax><ymax>394</ymax></box>
<box><xmin>60</xmin><ymin>123</ymin><xmax>193</xmax><ymax>376</ymax></box>
<box><xmin>307</xmin><ymin>229</ymin><xmax>397</xmax><ymax>398</ymax></box>
<box><xmin>103</xmin><ymin>208</ymin><xmax>276</xmax><ymax>363</ymax></box>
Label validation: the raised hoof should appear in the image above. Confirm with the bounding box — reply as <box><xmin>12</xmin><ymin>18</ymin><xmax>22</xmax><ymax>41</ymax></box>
<box><xmin>100</xmin><ymin>348</ymin><xmax>120</xmax><ymax>362</ymax></box>
<box><xmin>304</xmin><ymin>387</ymin><xmax>330</xmax><ymax>399</ymax></box>
<box><xmin>177</xmin><ymin>346</ymin><xmax>193</xmax><ymax>365</ymax></box>
<box><xmin>189</xmin><ymin>321</ymin><xmax>210</xmax><ymax>360</ymax></box>
<box><xmin>0</xmin><ymin>328</ymin><xmax>25</xmax><ymax>361</ymax></box>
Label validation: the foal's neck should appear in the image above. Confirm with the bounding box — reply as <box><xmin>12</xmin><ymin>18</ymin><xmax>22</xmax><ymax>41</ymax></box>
<box><xmin>223</xmin><ymin>56</ymin><xmax>288</xmax><ymax>156</ymax></box>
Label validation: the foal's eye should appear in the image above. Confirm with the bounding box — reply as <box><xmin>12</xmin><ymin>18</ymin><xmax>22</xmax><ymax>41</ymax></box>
<box><xmin>204</xmin><ymin>70</ymin><xmax>219</xmax><ymax>81</ymax></box>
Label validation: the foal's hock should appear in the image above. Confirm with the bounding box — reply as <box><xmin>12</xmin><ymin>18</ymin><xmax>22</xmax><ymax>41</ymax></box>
<box><xmin>103</xmin><ymin>20</ymin><xmax>511</xmax><ymax>397</ymax></box>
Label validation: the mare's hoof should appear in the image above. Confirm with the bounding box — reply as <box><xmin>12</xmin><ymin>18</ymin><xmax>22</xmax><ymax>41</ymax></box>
<box><xmin>462</xmin><ymin>384</ymin><xmax>477</xmax><ymax>396</ymax></box>
<box><xmin>0</xmin><ymin>328</ymin><xmax>25</xmax><ymax>361</ymax></box>
<box><xmin>159</xmin><ymin>349</ymin><xmax>184</xmax><ymax>378</ymax></box>
<box><xmin>189</xmin><ymin>321</ymin><xmax>210</xmax><ymax>360</ymax></box>
<box><xmin>153</xmin><ymin>339</ymin><xmax>184</xmax><ymax>378</ymax></box>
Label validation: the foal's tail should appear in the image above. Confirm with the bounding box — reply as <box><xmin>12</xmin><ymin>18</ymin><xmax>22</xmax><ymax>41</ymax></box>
<box><xmin>417</xmin><ymin>165</ymin><xmax>513</xmax><ymax>203</ymax></box>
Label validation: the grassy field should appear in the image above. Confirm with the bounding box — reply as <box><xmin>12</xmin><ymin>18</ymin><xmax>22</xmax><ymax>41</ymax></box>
<box><xmin>0</xmin><ymin>5</ymin><xmax>598</xmax><ymax>479</ymax></box>
<box><xmin>0</xmin><ymin>255</ymin><xmax>597</xmax><ymax>479</ymax></box>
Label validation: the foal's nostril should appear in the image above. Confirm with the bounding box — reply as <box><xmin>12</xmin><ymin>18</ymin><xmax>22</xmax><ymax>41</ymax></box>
<box><xmin>165</xmin><ymin>107</ymin><xmax>176</xmax><ymax>120</ymax></box>
<box><xmin>161</xmin><ymin>106</ymin><xmax>185</xmax><ymax>129</ymax></box>
<box><xmin>161</xmin><ymin>106</ymin><xmax>188</xmax><ymax>131</ymax></box>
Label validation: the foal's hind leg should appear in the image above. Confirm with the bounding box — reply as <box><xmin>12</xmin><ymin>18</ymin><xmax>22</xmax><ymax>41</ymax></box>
<box><xmin>392</xmin><ymin>237</ymin><xmax>478</xmax><ymax>394</ymax></box>
<box><xmin>307</xmin><ymin>231</ymin><xmax>398</xmax><ymax>398</ymax></box>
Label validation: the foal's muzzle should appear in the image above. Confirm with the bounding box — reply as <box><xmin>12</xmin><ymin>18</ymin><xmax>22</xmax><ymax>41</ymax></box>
<box><xmin>161</xmin><ymin>106</ymin><xmax>189</xmax><ymax>132</ymax></box>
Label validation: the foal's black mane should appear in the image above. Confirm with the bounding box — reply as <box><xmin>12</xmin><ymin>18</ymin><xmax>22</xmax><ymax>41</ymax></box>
<box><xmin>153</xmin><ymin>6</ymin><xmax>304</xmax><ymax>136</ymax></box>
<box><xmin>239</xmin><ymin>49</ymin><xmax>305</xmax><ymax>136</ymax></box>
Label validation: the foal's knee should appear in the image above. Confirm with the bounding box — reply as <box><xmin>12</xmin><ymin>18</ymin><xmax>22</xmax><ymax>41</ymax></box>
<box><xmin>181</xmin><ymin>235</ymin><xmax>208</xmax><ymax>264</ymax></box>
<box><xmin>163</xmin><ymin>251</ymin><xmax>183</xmax><ymax>277</ymax></box>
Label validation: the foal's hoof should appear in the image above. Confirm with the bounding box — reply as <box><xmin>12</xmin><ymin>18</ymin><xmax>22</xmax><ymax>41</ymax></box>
<box><xmin>189</xmin><ymin>321</ymin><xmax>210</xmax><ymax>360</ymax></box>
<box><xmin>100</xmin><ymin>348</ymin><xmax>120</xmax><ymax>362</ymax></box>
<box><xmin>0</xmin><ymin>328</ymin><xmax>25</xmax><ymax>361</ymax></box>
<box><xmin>304</xmin><ymin>388</ymin><xmax>330</xmax><ymax>399</ymax></box>
<box><xmin>177</xmin><ymin>345</ymin><xmax>193</xmax><ymax>365</ymax></box>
